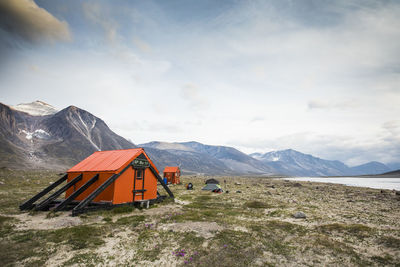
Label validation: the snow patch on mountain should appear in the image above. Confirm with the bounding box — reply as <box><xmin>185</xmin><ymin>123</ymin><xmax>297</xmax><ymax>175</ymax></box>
<box><xmin>12</xmin><ymin>101</ymin><xmax>58</xmax><ymax>116</ymax></box>
<box><xmin>21</xmin><ymin>129</ymin><xmax>51</xmax><ymax>141</ymax></box>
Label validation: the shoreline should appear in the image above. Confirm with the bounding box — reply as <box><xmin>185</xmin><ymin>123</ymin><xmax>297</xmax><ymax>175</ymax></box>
<box><xmin>280</xmin><ymin>176</ymin><xmax>400</xmax><ymax>191</ymax></box>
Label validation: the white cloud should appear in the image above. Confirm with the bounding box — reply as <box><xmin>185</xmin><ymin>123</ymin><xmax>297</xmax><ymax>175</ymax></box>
<box><xmin>180</xmin><ymin>83</ymin><xmax>209</xmax><ymax>110</ymax></box>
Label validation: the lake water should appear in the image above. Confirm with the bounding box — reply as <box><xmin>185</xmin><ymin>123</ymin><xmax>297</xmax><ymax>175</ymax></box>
<box><xmin>282</xmin><ymin>177</ymin><xmax>400</xmax><ymax>191</ymax></box>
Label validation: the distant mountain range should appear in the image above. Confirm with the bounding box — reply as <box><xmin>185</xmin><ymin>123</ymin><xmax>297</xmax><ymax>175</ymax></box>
<box><xmin>0</xmin><ymin>101</ymin><xmax>398</xmax><ymax>176</ymax></box>
<box><xmin>139</xmin><ymin>141</ymin><xmax>275</xmax><ymax>175</ymax></box>
<box><xmin>250</xmin><ymin>150</ymin><xmax>392</xmax><ymax>176</ymax></box>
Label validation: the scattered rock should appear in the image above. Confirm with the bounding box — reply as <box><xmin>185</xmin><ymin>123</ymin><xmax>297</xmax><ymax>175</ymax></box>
<box><xmin>174</xmin><ymin>198</ymin><xmax>190</xmax><ymax>205</ymax></box>
<box><xmin>395</xmin><ymin>191</ymin><xmax>400</xmax><ymax>196</ymax></box>
<box><xmin>293</xmin><ymin>211</ymin><xmax>306</xmax><ymax>219</ymax></box>
<box><xmin>293</xmin><ymin>182</ymin><xmax>302</xmax><ymax>187</ymax></box>
<box><xmin>234</xmin><ymin>182</ymin><xmax>241</xmax><ymax>185</ymax></box>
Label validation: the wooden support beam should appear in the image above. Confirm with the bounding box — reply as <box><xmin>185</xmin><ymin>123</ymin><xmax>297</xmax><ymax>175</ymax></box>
<box><xmin>54</xmin><ymin>174</ymin><xmax>99</xmax><ymax>212</ymax></box>
<box><xmin>35</xmin><ymin>174</ymin><xmax>82</xmax><ymax>211</ymax></box>
<box><xmin>19</xmin><ymin>174</ymin><xmax>68</xmax><ymax>210</ymax></box>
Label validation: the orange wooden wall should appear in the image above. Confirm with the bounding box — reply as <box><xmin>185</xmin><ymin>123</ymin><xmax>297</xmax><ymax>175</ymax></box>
<box><xmin>66</xmin><ymin>168</ymin><xmax>158</xmax><ymax>205</ymax></box>
<box><xmin>66</xmin><ymin>172</ymin><xmax>115</xmax><ymax>202</ymax></box>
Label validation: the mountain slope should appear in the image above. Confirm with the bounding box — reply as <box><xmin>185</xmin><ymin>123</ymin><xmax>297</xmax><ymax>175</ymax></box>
<box><xmin>142</xmin><ymin>147</ymin><xmax>232</xmax><ymax>175</ymax></box>
<box><xmin>250</xmin><ymin>149</ymin><xmax>349</xmax><ymax>176</ymax></box>
<box><xmin>140</xmin><ymin>141</ymin><xmax>276</xmax><ymax>175</ymax></box>
<box><xmin>0</xmin><ymin>102</ymin><xmax>135</xmax><ymax>169</ymax></box>
<box><xmin>349</xmin><ymin>161</ymin><xmax>391</xmax><ymax>175</ymax></box>
<box><xmin>387</xmin><ymin>162</ymin><xmax>400</xmax><ymax>171</ymax></box>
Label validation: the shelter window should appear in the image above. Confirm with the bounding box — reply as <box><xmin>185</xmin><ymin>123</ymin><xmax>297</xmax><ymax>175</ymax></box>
<box><xmin>136</xmin><ymin>169</ymin><xmax>143</xmax><ymax>179</ymax></box>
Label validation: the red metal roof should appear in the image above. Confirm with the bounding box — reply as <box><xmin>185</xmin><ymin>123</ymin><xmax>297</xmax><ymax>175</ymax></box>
<box><xmin>68</xmin><ymin>148</ymin><xmax>157</xmax><ymax>173</ymax></box>
<box><xmin>163</xmin><ymin>166</ymin><xmax>180</xmax><ymax>173</ymax></box>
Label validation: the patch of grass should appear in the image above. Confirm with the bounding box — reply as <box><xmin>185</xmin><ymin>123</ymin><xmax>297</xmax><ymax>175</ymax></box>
<box><xmin>11</xmin><ymin>225</ymin><xmax>105</xmax><ymax>252</ymax></box>
<box><xmin>135</xmin><ymin>229</ymin><xmax>165</xmax><ymax>262</ymax></box>
<box><xmin>318</xmin><ymin>223</ymin><xmax>373</xmax><ymax>239</ymax></box>
<box><xmin>0</xmin><ymin>233</ymin><xmax>43</xmax><ymax>266</ymax></box>
<box><xmin>244</xmin><ymin>200</ymin><xmax>272</xmax><ymax>209</ymax></box>
<box><xmin>196</xmin><ymin>195</ymin><xmax>212</xmax><ymax>202</ymax></box>
<box><xmin>313</xmin><ymin>235</ymin><xmax>371</xmax><ymax>266</ymax></box>
<box><xmin>114</xmin><ymin>215</ymin><xmax>145</xmax><ymax>227</ymax></box>
<box><xmin>378</xmin><ymin>236</ymin><xmax>400</xmax><ymax>249</ymax></box>
<box><xmin>0</xmin><ymin>215</ymin><xmax>12</xmax><ymax>225</ymax></box>
<box><xmin>102</xmin><ymin>217</ymin><xmax>112</xmax><ymax>223</ymax></box>
<box><xmin>111</xmin><ymin>205</ymin><xmax>135</xmax><ymax>214</ymax></box>
<box><xmin>49</xmin><ymin>225</ymin><xmax>104</xmax><ymax>249</ymax></box>
<box><xmin>195</xmin><ymin>230</ymin><xmax>264</xmax><ymax>266</ymax></box>
<box><xmin>266</xmin><ymin>209</ymin><xmax>283</xmax><ymax>217</ymax></box>
<box><xmin>266</xmin><ymin>220</ymin><xmax>307</xmax><ymax>235</ymax></box>
<box><xmin>179</xmin><ymin>231</ymin><xmax>206</xmax><ymax>247</ymax></box>
<box><xmin>370</xmin><ymin>254</ymin><xmax>395</xmax><ymax>265</ymax></box>
<box><xmin>137</xmin><ymin>228</ymin><xmax>155</xmax><ymax>243</ymax></box>
<box><xmin>138</xmin><ymin>247</ymin><xmax>162</xmax><ymax>262</ymax></box>
<box><xmin>46</xmin><ymin>211</ymin><xmax>60</xmax><ymax>219</ymax></box>
<box><xmin>0</xmin><ymin>215</ymin><xmax>14</xmax><ymax>236</ymax></box>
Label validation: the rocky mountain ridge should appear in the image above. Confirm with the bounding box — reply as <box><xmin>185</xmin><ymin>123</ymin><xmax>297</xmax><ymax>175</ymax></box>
<box><xmin>140</xmin><ymin>141</ymin><xmax>275</xmax><ymax>175</ymax></box>
<box><xmin>0</xmin><ymin>101</ymin><xmax>397</xmax><ymax>176</ymax></box>
<box><xmin>0</xmin><ymin>102</ymin><xmax>135</xmax><ymax>169</ymax></box>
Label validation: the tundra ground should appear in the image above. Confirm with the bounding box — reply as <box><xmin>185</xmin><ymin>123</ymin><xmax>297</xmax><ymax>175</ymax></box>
<box><xmin>0</xmin><ymin>169</ymin><xmax>399</xmax><ymax>266</ymax></box>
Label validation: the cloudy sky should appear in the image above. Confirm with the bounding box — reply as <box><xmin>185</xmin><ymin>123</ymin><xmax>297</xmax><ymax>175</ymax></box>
<box><xmin>0</xmin><ymin>0</ymin><xmax>399</xmax><ymax>166</ymax></box>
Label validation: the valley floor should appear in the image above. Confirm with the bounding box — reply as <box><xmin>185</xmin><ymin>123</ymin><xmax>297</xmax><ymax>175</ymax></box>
<box><xmin>0</xmin><ymin>169</ymin><xmax>399</xmax><ymax>266</ymax></box>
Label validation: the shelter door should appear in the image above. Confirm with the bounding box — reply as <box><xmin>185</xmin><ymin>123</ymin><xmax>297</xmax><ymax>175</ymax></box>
<box><xmin>133</xmin><ymin>168</ymin><xmax>145</xmax><ymax>201</ymax></box>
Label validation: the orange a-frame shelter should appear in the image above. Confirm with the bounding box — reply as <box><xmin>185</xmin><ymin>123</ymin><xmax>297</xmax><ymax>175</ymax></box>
<box><xmin>20</xmin><ymin>148</ymin><xmax>174</xmax><ymax>216</ymax></box>
<box><xmin>163</xmin><ymin>166</ymin><xmax>181</xmax><ymax>184</ymax></box>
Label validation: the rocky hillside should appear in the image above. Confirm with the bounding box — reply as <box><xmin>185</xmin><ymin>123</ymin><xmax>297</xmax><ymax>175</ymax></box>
<box><xmin>0</xmin><ymin>101</ymin><xmax>135</xmax><ymax>169</ymax></box>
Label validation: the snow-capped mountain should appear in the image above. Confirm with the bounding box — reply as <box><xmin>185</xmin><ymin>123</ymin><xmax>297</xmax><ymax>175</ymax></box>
<box><xmin>11</xmin><ymin>100</ymin><xmax>58</xmax><ymax>116</ymax></box>
<box><xmin>140</xmin><ymin>141</ymin><xmax>275</xmax><ymax>175</ymax></box>
<box><xmin>0</xmin><ymin>102</ymin><xmax>135</xmax><ymax>169</ymax></box>
<box><xmin>250</xmin><ymin>149</ymin><xmax>349</xmax><ymax>176</ymax></box>
<box><xmin>250</xmin><ymin>149</ymin><xmax>391</xmax><ymax>176</ymax></box>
